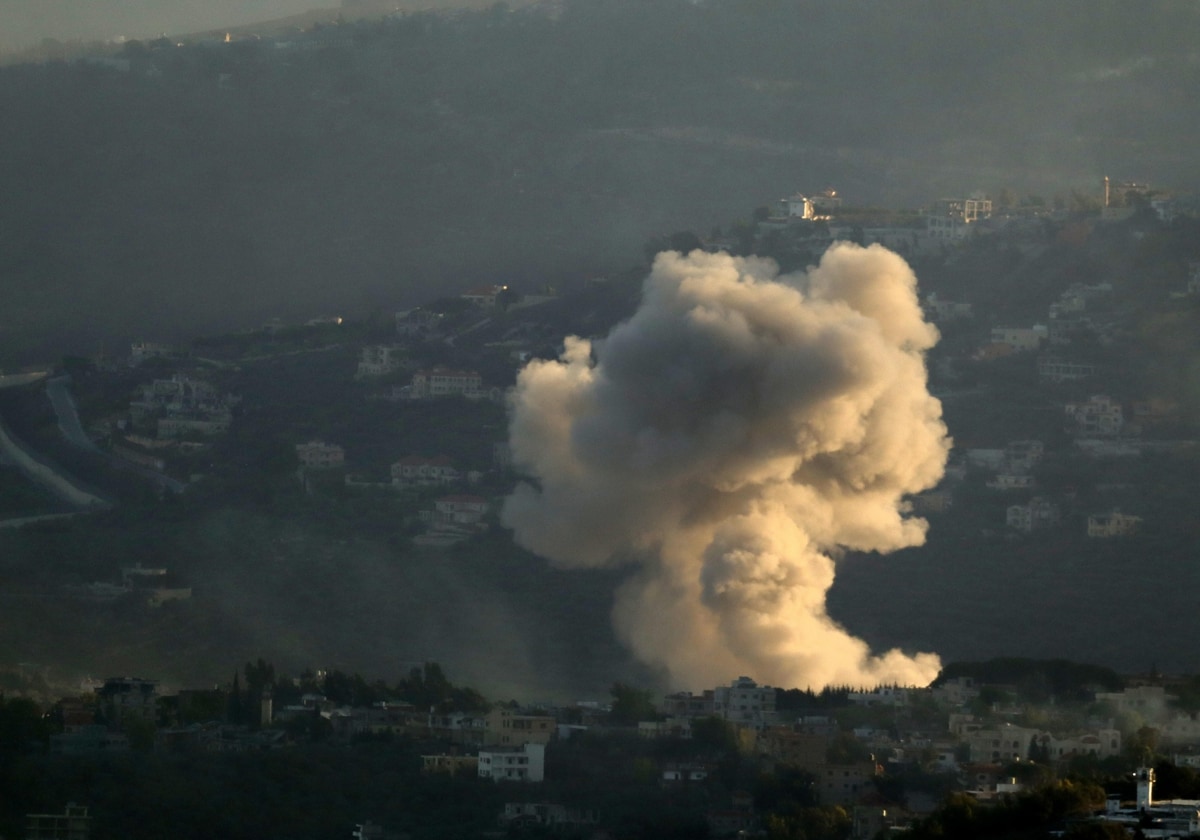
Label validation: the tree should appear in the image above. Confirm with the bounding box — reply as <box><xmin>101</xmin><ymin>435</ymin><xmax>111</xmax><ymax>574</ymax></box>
<box><xmin>227</xmin><ymin>672</ymin><xmax>244</xmax><ymax>725</ymax></box>
<box><xmin>766</xmin><ymin>806</ymin><xmax>850</xmax><ymax>840</ymax></box>
<box><xmin>609</xmin><ymin>682</ymin><xmax>657</xmax><ymax>726</ymax></box>
<box><xmin>691</xmin><ymin>716</ymin><xmax>738</xmax><ymax>755</ymax></box>
<box><xmin>826</xmin><ymin>731</ymin><xmax>871</xmax><ymax>764</ymax></box>
<box><xmin>125</xmin><ymin>716</ymin><xmax>156</xmax><ymax>753</ymax></box>
<box><xmin>0</xmin><ymin>696</ymin><xmax>48</xmax><ymax>754</ymax></box>
<box><xmin>1125</xmin><ymin>726</ymin><xmax>1160</xmax><ymax>765</ymax></box>
<box><xmin>244</xmin><ymin>659</ymin><xmax>276</xmax><ymax>728</ymax></box>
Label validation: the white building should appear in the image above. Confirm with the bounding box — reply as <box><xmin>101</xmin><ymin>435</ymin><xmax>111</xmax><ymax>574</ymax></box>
<box><xmin>156</xmin><ymin>414</ymin><xmax>232</xmax><ymax>438</ymax></box>
<box><xmin>965</xmin><ymin>449</ymin><xmax>1006</xmax><ymax>471</ymax></box>
<box><xmin>395</xmin><ymin>308</ymin><xmax>443</xmax><ymax>337</ymax></box>
<box><xmin>966</xmin><ymin>723</ymin><xmax>1040</xmax><ymax>763</ymax></box>
<box><xmin>932</xmin><ymin>677</ymin><xmax>980</xmax><ymax>707</ymax></box>
<box><xmin>1006</xmin><ymin>497</ymin><xmax>1060</xmax><ymax>533</ymax></box>
<box><xmin>410</xmin><ymin>367</ymin><xmax>483</xmax><ymax>399</ymax></box>
<box><xmin>924</xmin><ymin>293</ymin><xmax>974</xmax><ymax>322</ymax></box>
<box><xmin>296</xmin><ymin>440</ymin><xmax>345</xmax><ymax>469</ymax></box>
<box><xmin>484</xmin><ymin>707</ymin><xmax>556</xmax><ymax>747</ymax></box>
<box><xmin>1095</xmin><ymin>767</ymin><xmax>1200</xmax><ymax>838</ymax></box>
<box><xmin>923</xmin><ymin>196</ymin><xmax>992</xmax><ymax>242</ymax></box>
<box><xmin>1043</xmin><ymin>729</ymin><xmax>1122</xmax><ymax>761</ymax></box>
<box><xmin>925</xmin><ymin>214</ymin><xmax>971</xmax><ymax>241</ymax></box>
<box><xmin>461</xmin><ymin>285</ymin><xmax>507</xmax><ymax>307</ymax></box>
<box><xmin>781</xmin><ymin>193</ymin><xmax>817</xmax><ymax>220</ymax></box>
<box><xmin>934</xmin><ymin>196</ymin><xmax>992</xmax><ymax>222</ymax></box>
<box><xmin>1066</xmin><ymin>395</ymin><xmax>1124</xmax><ymax>437</ymax></box>
<box><xmin>1004</xmin><ymin>440</ymin><xmax>1044</xmax><ymax>473</ymax></box>
<box><xmin>129</xmin><ymin>342</ymin><xmax>178</xmax><ymax>365</ymax></box>
<box><xmin>1094</xmin><ymin>686</ymin><xmax>1174</xmax><ymax>722</ymax></box>
<box><xmin>713</xmin><ymin>677</ymin><xmax>777</xmax><ymax>728</ymax></box>
<box><xmin>988</xmin><ymin>474</ymin><xmax>1035</xmax><ymax>491</ymax></box>
<box><xmin>1039</xmin><ymin>358</ymin><xmax>1097</xmax><ymax>383</ymax></box>
<box><xmin>478</xmin><ymin>742</ymin><xmax>545</xmax><ymax>782</ymax></box>
<box><xmin>501</xmin><ymin>803</ymin><xmax>597</xmax><ymax>830</ymax></box>
<box><xmin>390</xmin><ymin>455</ymin><xmax>460</xmax><ymax>487</ymax></box>
<box><xmin>1087</xmin><ymin>511</ymin><xmax>1142</xmax><ymax>538</ymax></box>
<box><xmin>129</xmin><ymin>373</ymin><xmax>238</xmax><ymax>439</ymax></box>
<box><xmin>990</xmin><ymin>326</ymin><xmax>1047</xmax><ymax>352</ymax></box>
<box><xmin>420</xmin><ymin>495</ymin><xmax>490</xmax><ymax>532</ymax></box>
<box><xmin>355</xmin><ymin>345</ymin><xmax>403</xmax><ymax>379</ymax></box>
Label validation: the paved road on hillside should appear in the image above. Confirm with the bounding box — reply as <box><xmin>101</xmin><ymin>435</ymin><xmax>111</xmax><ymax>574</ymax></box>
<box><xmin>46</xmin><ymin>376</ymin><xmax>186</xmax><ymax>495</ymax></box>
<box><xmin>0</xmin><ymin>415</ymin><xmax>108</xmax><ymax>510</ymax></box>
<box><xmin>46</xmin><ymin>377</ymin><xmax>99</xmax><ymax>452</ymax></box>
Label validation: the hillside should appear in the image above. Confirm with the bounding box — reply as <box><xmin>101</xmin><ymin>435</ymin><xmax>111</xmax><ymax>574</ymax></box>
<box><xmin>3</xmin><ymin>0</ymin><xmax>1200</xmax><ymax>363</ymax></box>
<box><xmin>1</xmin><ymin>202</ymin><xmax>1199</xmax><ymax>696</ymax></box>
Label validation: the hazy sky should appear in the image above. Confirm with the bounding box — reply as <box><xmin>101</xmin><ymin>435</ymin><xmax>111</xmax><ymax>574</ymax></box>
<box><xmin>0</xmin><ymin>0</ymin><xmax>322</xmax><ymax>51</ymax></box>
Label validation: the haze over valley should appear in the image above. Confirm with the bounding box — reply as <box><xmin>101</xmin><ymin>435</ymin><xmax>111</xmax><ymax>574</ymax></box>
<box><xmin>2</xmin><ymin>0</ymin><xmax>1199</xmax><ymax>364</ymax></box>
<box><xmin>5</xmin><ymin>6</ymin><xmax>1200</xmax><ymax>838</ymax></box>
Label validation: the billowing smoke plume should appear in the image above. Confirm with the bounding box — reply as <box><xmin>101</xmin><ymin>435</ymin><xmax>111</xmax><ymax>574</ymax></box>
<box><xmin>503</xmin><ymin>244</ymin><xmax>950</xmax><ymax>690</ymax></box>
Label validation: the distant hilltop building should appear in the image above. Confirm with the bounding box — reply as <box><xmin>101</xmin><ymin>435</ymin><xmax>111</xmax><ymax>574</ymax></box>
<box><xmin>1103</xmin><ymin>176</ymin><xmax>1152</xmax><ymax>209</ymax></box>
<box><xmin>925</xmin><ymin>194</ymin><xmax>992</xmax><ymax>241</ymax></box>
<box><xmin>778</xmin><ymin>188</ymin><xmax>842</xmax><ymax>221</ymax></box>
<box><xmin>1101</xmin><ymin>177</ymin><xmax>1171</xmax><ymax>220</ymax></box>
<box><xmin>713</xmin><ymin>676</ymin><xmax>778</xmax><ymax>729</ymax></box>
<box><xmin>129</xmin><ymin>341</ymin><xmax>179</xmax><ymax>366</ymax></box>
<box><xmin>460</xmin><ymin>284</ymin><xmax>508</xmax><ymax>308</ymax></box>
<box><xmin>932</xmin><ymin>196</ymin><xmax>992</xmax><ymax>222</ymax></box>
<box><xmin>395</xmin><ymin>308</ymin><xmax>443</xmax><ymax>338</ymax></box>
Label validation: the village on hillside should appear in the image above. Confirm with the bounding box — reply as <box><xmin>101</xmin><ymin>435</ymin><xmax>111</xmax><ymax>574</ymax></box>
<box><xmin>2</xmin><ymin>180</ymin><xmax>1200</xmax><ymax>839</ymax></box>
<box><xmin>11</xmin><ymin>659</ymin><xmax>1200</xmax><ymax>839</ymax></box>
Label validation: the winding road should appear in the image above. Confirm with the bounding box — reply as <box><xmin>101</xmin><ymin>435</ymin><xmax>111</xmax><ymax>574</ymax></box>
<box><xmin>46</xmin><ymin>376</ymin><xmax>186</xmax><ymax>495</ymax></box>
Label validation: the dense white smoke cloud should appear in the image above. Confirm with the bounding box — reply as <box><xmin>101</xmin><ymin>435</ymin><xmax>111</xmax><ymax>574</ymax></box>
<box><xmin>503</xmin><ymin>244</ymin><xmax>950</xmax><ymax>690</ymax></box>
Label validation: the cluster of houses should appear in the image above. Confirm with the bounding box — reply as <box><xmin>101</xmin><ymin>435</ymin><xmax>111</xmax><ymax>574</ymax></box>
<box><xmin>353</xmin><ymin>347</ymin><xmax>506</xmax><ymax>406</ymax></box>
<box><xmin>127</xmin><ymin>373</ymin><xmax>239</xmax><ymax>440</ymax></box>
<box><xmin>42</xmin><ymin>669</ymin><xmax>1200</xmax><ymax>838</ymax></box>
<box><xmin>295</xmin><ymin>286</ymin><xmax>528</xmax><ymax>546</ymax></box>
<box><xmin>763</xmin><ymin>190</ymin><xmax>996</xmax><ymax>257</ymax></box>
<box><xmin>354</xmin><ymin>351</ymin><xmax>505</xmax><ymax>404</ymax></box>
<box><xmin>801</xmin><ymin>186</ymin><xmax>1200</xmax><ymax>544</ymax></box>
<box><xmin>758</xmin><ymin>184</ymin><xmax>1192</xmax><ymax>259</ymax></box>
<box><xmin>294</xmin><ymin>438</ymin><xmax>493</xmax><ymax>545</ymax></box>
<box><xmin>66</xmin><ymin>563</ymin><xmax>191</xmax><ymax>607</ymax></box>
<box><xmin>935</xmin><ymin>431</ymin><xmax>1149</xmax><ymax>539</ymax></box>
<box><xmin>642</xmin><ymin>677</ymin><xmax>1200</xmax><ymax>835</ymax></box>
